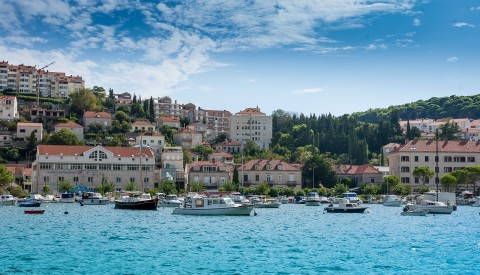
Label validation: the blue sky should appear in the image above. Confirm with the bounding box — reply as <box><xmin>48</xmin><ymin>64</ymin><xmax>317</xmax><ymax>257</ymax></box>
<box><xmin>1</xmin><ymin>0</ymin><xmax>479</xmax><ymax>116</ymax></box>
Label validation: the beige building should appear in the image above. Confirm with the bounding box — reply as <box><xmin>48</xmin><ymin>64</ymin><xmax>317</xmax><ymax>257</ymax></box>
<box><xmin>160</xmin><ymin>146</ymin><xmax>185</xmax><ymax>187</ymax></box>
<box><xmin>158</xmin><ymin>116</ymin><xmax>180</xmax><ymax>128</ymax></box>
<box><xmin>334</xmin><ymin>164</ymin><xmax>383</xmax><ymax>186</ymax></box>
<box><xmin>83</xmin><ymin>111</ymin><xmax>112</xmax><ymax>131</ymax></box>
<box><xmin>54</xmin><ymin>121</ymin><xmax>84</xmax><ymax>141</ymax></box>
<box><xmin>17</xmin><ymin>122</ymin><xmax>43</xmax><ymax>142</ymax></box>
<box><xmin>185</xmin><ymin>159</ymin><xmax>231</xmax><ymax>190</ymax></box>
<box><xmin>131</xmin><ymin>120</ymin><xmax>155</xmax><ymax>133</ymax></box>
<box><xmin>135</xmin><ymin>131</ymin><xmax>165</xmax><ymax>163</ymax></box>
<box><xmin>239</xmin><ymin>159</ymin><xmax>302</xmax><ymax>190</ymax></box>
<box><xmin>196</xmin><ymin>108</ymin><xmax>232</xmax><ymax>138</ymax></box>
<box><xmin>389</xmin><ymin>139</ymin><xmax>480</xmax><ymax>189</ymax></box>
<box><xmin>213</xmin><ymin>140</ymin><xmax>242</xmax><ymax>154</ymax></box>
<box><xmin>32</xmin><ymin>145</ymin><xmax>155</xmax><ymax>193</ymax></box>
<box><xmin>173</xmin><ymin>128</ymin><xmax>202</xmax><ymax>148</ymax></box>
<box><xmin>229</xmin><ymin>107</ymin><xmax>272</xmax><ymax>149</ymax></box>
<box><xmin>0</xmin><ymin>96</ymin><xmax>19</xmax><ymax>120</ymax></box>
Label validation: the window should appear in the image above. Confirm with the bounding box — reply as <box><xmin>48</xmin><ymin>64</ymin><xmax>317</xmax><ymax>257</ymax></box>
<box><xmin>444</xmin><ymin>156</ymin><xmax>452</xmax><ymax>162</ymax></box>
<box><xmin>401</xmin><ymin>167</ymin><xmax>410</xmax><ymax>173</ymax></box>
<box><xmin>73</xmin><ymin>177</ymin><xmax>79</xmax><ymax>182</ymax></box>
<box><xmin>425</xmin><ymin>178</ymin><xmax>430</xmax><ymax>183</ymax></box>
<box><xmin>87</xmin><ymin>177</ymin><xmax>93</xmax><ymax>182</ymax></box>
<box><xmin>266</xmin><ymin>165</ymin><xmax>272</xmax><ymax>170</ymax></box>
<box><xmin>58</xmin><ymin>177</ymin><xmax>64</xmax><ymax>182</ymax></box>
<box><xmin>266</xmin><ymin>175</ymin><xmax>272</xmax><ymax>182</ymax></box>
<box><xmin>220</xmin><ymin>177</ymin><xmax>226</xmax><ymax>183</ymax></box>
<box><xmin>43</xmin><ymin>176</ymin><xmax>49</xmax><ymax>182</ymax></box>
<box><xmin>468</xmin><ymin>157</ymin><xmax>476</xmax><ymax>162</ymax></box>
<box><xmin>415</xmin><ymin>177</ymin><xmax>419</xmax><ymax>183</ymax></box>
<box><xmin>116</xmin><ymin>177</ymin><xmax>121</xmax><ymax>183</ymax></box>
<box><xmin>130</xmin><ymin>177</ymin><xmax>135</xmax><ymax>183</ymax></box>
<box><xmin>370</xmin><ymin>178</ymin><xmax>375</xmax><ymax>183</ymax></box>
<box><xmin>144</xmin><ymin>178</ymin><xmax>149</xmax><ymax>183</ymax></box>
<box><xmin>243</xmin><ymin>175</ymin><xmax>248</xmax><ymax>182</ymax></box>
<box><xmin>453</xmin><ymin>157</ymin><xmax>466</xmax><ymax>162</ymax></box>
<box><xmin>401</xmin><ymin>156</ymin><xmax>410</xmax><ymax>162</ymax></box>
<box><xmin>277</xmin><ymin>175</ymin><xmax>283</xmax><ymax>182</ymax></box>
<box><xmin>414</xmin><ymin>156</ymin><xmax>419</xmax><ymax>162</ymax></box>
<box><xmin>444</xmin><ymin>167</ymin><xmax>453</xmax><ymax>173</ymax></box>
<box><xmin>425</xmin><ymin>156</ymin><xmax>429</xmax><ymax>162</ymax></box>
<box><xmin>85</xmin><ymin>164</ymin><xmax>97</xmax><ymax>170</ymax></box>
<box><xmin>255</xmin><ymin>175</ymin><xmax>260</xmax><ymax>182</ymax></box>
<box><xmin>255</xmin><ymin>165</ymin><xmax>260</xmax><ymax>170</ymax></box>
<box><xmin>401</xmin><ymin>177</ymin><xmax>410</xmax><ymax>183</ymax></box>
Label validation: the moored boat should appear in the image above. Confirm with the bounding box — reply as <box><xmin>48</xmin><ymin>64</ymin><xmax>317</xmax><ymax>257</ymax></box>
<box><xmin>383</xmin><ymin>195</ymin><xmax>402</xmax><ymax>207</ymax></box>
<box><xmin>400</xmin><ymin>206</ymin><xmax>429</xmax><ymax>216</ymax></box>
<box><xmin>158</xmin><ymin>194</ymin><xmax>182</xmax><ymax>207</ymax></box>
<box><xmin>18</xmin><ymin>200</ymin><xmax>42</xmax><ymax>207</ymax></box>
<box><xmin>59</xmin><ymin>192</ymin><xmax>76</xmax><ymax>203</ymax></box>
<box><xmin>250</xmin><ymin>196</ymin><xmax>281</xmax><ymax>208</ymax></box>
<box><xmin>305</xmin><ymin>192</ymin><xmax>322</xmax><ymax>206</ymax></box>
<box><xmin>114</xmin><ymin>192</ymin><xmax>158</xmax><ymax>210</ymax></box>
<box><xmin>471</xmin><ymin>197</ymin><xmax>480</xmax><ymax>207</ymax></box>
<box><xmin>173</xmin><ymin>196</ymin><xmax>253</xmax><ymax>215</ymax></box>
<box><xmin>24</xmin><ymin>209</ymin><xmax>45</xmax><ymax>214</ymax></box>
<box><xmin>342</xmin><ymin>192</ymin><xmax>362</xmax><ymax>204</ymax></box>
<box><xmin>324</xmin><ymin>198</ymin><xmax>369</xmax><ymax>213</ymax></box>
<box><xmin>80</xmin><ymin>192</ymin><xmax>110</xmax><ymax>205</ymax></box>
<box><xmin>408</xmin><ymin>200</ymin><xmax>454</xmax><ymax>214</ymax></box>
<box><xmin>0</xmin><ymin>194</ymin><xmax>18</xmax><ymax>206</ymax></box>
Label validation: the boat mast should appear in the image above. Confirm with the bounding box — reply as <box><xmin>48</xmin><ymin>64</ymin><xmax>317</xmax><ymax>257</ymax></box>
<box><xmin>435</xmin><ymin>129</ymin><xmax>439</xmax><ymax>202</ymax></box>
<box><xmin>139</xmin><ymin>133</ymin><xmax>143</xmax><ymax>193</ymax></box>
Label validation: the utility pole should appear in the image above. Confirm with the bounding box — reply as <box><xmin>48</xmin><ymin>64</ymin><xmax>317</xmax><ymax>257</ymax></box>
<box><xmin>35</xmin><ymin>61</ymin><xmax>55</xmax><ymax>106</ymax></box>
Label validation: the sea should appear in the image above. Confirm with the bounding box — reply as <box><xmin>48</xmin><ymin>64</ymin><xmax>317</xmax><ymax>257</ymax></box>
<box><xmin>1</xmin><ymin>203</ymin><xmax>479</xmax><ymax>274</ymax></box>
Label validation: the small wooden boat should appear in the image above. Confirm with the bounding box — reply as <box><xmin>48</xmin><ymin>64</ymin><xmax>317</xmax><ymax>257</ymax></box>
<box><xmin>24</xmin><ymin>209</ymin><xmax>45</xmax><ymax>214</ymax></box>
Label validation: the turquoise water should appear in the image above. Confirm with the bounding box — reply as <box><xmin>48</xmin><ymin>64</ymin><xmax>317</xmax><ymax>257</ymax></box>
<box><xmin>1</xmin><ymin>203</ymin><xmax>479</xmax><ymax>274</ymax></box>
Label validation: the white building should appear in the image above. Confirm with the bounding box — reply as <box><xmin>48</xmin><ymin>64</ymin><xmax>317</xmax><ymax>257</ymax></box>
<box><xmin>135</xmin><ymin>131</ymin><xmax>165</xmax><ymax>163</ymax></box>
<box><xmin>0</xmin><ymin>96</ymin><xmax>19</xmax><ymax>120</ymax></box>
<box><xmin>17</xmin><ymin>122</ymin><xmax>43</xmax><ymax>142</ymax></box>
<box><xmin>160</xmin><ymin>146</ymin><xmax>184</xmax><ymax>186</ymax></box>
<box><xmin>229</xmin><ymin>107</ymin><xmax>272</xmax><ymax>149</ymax></box>
<box><xmin>54</xmin><ymin>121</ymin><xmax>84</xmax><ymax>141</ymax></box>
<box><xmin>32</xmin><ymin>145</ymin><xmax>155</xmax><ymax>193</ymax></box>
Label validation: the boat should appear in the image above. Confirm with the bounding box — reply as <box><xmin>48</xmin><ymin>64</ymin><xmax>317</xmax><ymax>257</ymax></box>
<box><xmin>24</xmin><ymin>209</ymin><xmax>45</xmax><ymax>214</ymax></box>
<box><xmin>158</xmin><ymin>194</ymin><xmax>182</xmax><ymax>207</ymax></box>
<box><xmin>319</xmin><ymin>196</ymin><xmax>330</xmax><ymax>204</ymax></box>
<box><xmin>456</xmin><ymin>191</ymin><xmax>475</xmax><ymax>205</ymax></box>
<box><xmin>305</xmin><ymin>192</ymin><xmax>322</xmax><ymax>206</ymax></box>
<box><xmin>59</xmin><ymin>192</ymin><xmax>76</xmax><ymax>203</ymax></box>
<box><xmin>0</xmin><ymin>194</ymin><xmax>18</xmax><ymax>206</ymax></box>
<box><xmin>400</xmin><ymin>206</ymin><xmax>429</xmax><ymax>216</ymax></box>
<box><xmin>324</xmin><ymin>198</ymin><xmax>369</xmax><ymax>213</ymax></box>
<box><xmin>342</xmin><ymin>192</ymin><xmax>362</xmax><ymax>203</ymax></box>
<box><xmin>114</xmin><ymin>192</ymin><xmax>158</xmax><ymax>210</ymax></box>
<box><xmin>80</xmin><ymin>192</ymin><xmax>110</xmax><ymax>205</ymax></box>
<box><xmin>277</xmin><ymin>196</ymin><xmax>289</xmax><ymax>204</ymax></box>
<box><xmin>471</xmin><ymin>197</ymin><xmax>480</xmax><ymax>207</ymax></box>
<box><xmin>18</xmin><ymin>200</ymin><xmax>42</xmax><ymax>207</ymax></box>
<box><xmin>383</xmin><ymin>195</ymin><xmax>402</xmax><ymax>207</ymax></box>
<box><xmin>408</xmin><ymin>200</ymin><xmax>454</xmax><ymax>214</ymax></box>
<box><xmin>172</xmin><ymin>196</ymin><xmax>253</xmax><ymax>215</ymax></box>
<box><xmin>250</xmin><ymin>196</ymin><xmax>281</xmax><ymax>208</ymax></box>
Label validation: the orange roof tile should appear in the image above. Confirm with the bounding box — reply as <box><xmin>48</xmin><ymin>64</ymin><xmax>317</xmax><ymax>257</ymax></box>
<box><xmin>241</xmin><ymin>159</ymin><xmax>301</xmax><ymax>171</ymax></box>
<box><xmin>236</xmin><ymin>107</ymin><xmax>265</xmax><ymax>115</ymax></box>
<box><xmin>84</xmin><ymin>111</ymin><xmax>112</xmax><ymax>119</ymax></box>
<box><xmin>393</xmin><ymin>140</ymin><xmax>480</xmax><ymax>153</ymax></box>
<box><xmin>55</xmin><ymin>121</ymin><xmax>83</xmax><ymax>128</ymax></box>
<box><xmin>37</xmin><ymin>145</ymin><xmax>154</xmax><ymax>158</ymax></box>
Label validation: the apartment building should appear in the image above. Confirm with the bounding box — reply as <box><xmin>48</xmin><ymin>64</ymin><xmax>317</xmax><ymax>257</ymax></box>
<box><xmin>389</xmin><ymin>139</ymin><xmax>480</xmax><ymax>189</ymax></box>
<box><xmin>153</xmin><ymin>96</ymin><xmax>193</xmax><ymax>118</ymax></box>
<box><xmin>17</xmin><ymin>122</ymin><xmax>43</xmax><ymax>142</ymax></box>
<box><xmin>196</xmin><ymin>108</ymin><xmax>232</xmax><ymax>138</ymax></box>
<box><xmin>334</xmin><ymin>164</ymin><xmax>383</xmax><ymax>186</ymax></box>
<box><xmin>131</xmin><ymin>120</ymin><xmax>155</xmax><ymax>133</ymax></box>
<box><xmin>159</xmin><ymin>146</ymin><xmax>184</xmax><ymax>187</ymax></box>
<box><xmin>229</xmin><ymin>107</ymin><xmax>272</xmax><ymax>149</ymax></box>
<box><xmin>173</xmin><ymin>128</ymin><xmax>202</xmax><ymax>148</ymax></box>
<box><xmin>185</xmin><ymin>159</ymin><xmax>231</xmax><ymax>190</ymax></box>
<box><xmin>0</xmin><ymin>95</ymin><xmax>18</xmax><ymax>120</ymax></box>
<box><xmin>238</xmin><ymin>159</ymin><xmax>302</xmax><ymax>190</ymax></box>
<box><xmin>134</xmin><ymin>131</ymin><xmax>165</xmax><ymax>163</ymax></box>
<box><xmin>32</xmin><ymin>145</ymin><xmax>155</xmax><ymax>193</ymax></box>
<box><xmin>54</xmin><ymin>121</ymin><xmax>84</xmax><ymax>141</ymax></box>
<box><xmin>83</xmin><ymin>111</ymin><xmax>112</xmax><ymax>131</ymax></box>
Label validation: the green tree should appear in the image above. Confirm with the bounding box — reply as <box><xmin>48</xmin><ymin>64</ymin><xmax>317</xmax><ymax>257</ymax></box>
<box><xmin>254</xmin><ymin>182</ymin><xmax>270</xmax><ymax>195</ymax></box>
<box><xmin>1</xmin><ymin>147</ymin><xmax>20</xmax><ymax>163</ymax></box>
<box><xmin>302</xmin><ymin>154</ymin><xmax>337</xmax><ymax>189</ymax></box>
<box><xmin>125</xmin><ymin>182</ymin><xmax>137</xmax><ymax>191</ymax></box>
<box><xmin>415</xmin><ymin>184</ymin><xmax>430</xmax><ymax>194</ymax></box>
<box><xmin>440</xmin><ymin>174</ymin><xmax>457</xmax><ymax>192</ymax></box>
<box><xmin>220</xmin><ymin>182</ymin><xmax>238</xmax><ymax>192</ymax></box>
<box><xmin>69</xmin><ymin>88</ymin><xmax>102</xmax><ymax>116</ymax></box>
<box><xmin>58</xmin><ymin>180</ymin><xmax>75</xmax><ymax>193</ymax></box>
<box><xmin>44</xmin><ymin>129</ymin><xmax>82</xmax><ymax>145</ymax></box>
<box><xmin>41</xmin><ymin>184</ymin><xmax>50</xmax><ymax>195</ymax></box>
<box><xmin>333</xmin><ymin>183</ymin><xmax>349</xmax><ymax>196</ymax></box>
<box><xmin>98</xmin><ymin>181</ymin><xmax>115</xmax><ymax>195</ymax></box>
<box><xmin>189</xmin><ymin>182</ymin><xmax>205</xmax><ymax>192</ymax></box>
<box><xmin>0</xmin><ymin>166</ymin><xmax>14</xmax><ymax>189</ymax></box>
<box><xmin>158</xmin><ymin>180</ymin><xmax>177</xmax><ymax>194</ymax></box>
<box><xmin>412</xmin><ymin>166</ymin><xmax>435</xmax><ymax>185</ymax></box>
<box><xmin>232</xmin><ymin>167</ymin><xmax>239</xmax><ymax>184</ymax></box>
<box><xmin>381</xmin><ymin>175</ymin><xmax>401</xmax><ymax>194</ymax></box>
<box><xmin>439</xmin><ymin>120</ymin><xmax>461</xmax><ymax>140</ymax></box>
<box><xmin>149</xmin><ymin>97</ymin><xmax>155</xmax><ymax>122</ymax></box>
<box><xmin>115</xmin><ymin>111</ymin><xmax>131</xmax><ymax>124</ymax></box>
<box><xmin>7</xmin><ymin>185</ymin><xmax>27</xmax><ymax>198</ymax></box>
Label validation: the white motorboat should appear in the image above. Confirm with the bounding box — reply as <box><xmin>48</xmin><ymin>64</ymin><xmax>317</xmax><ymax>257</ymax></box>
<box><xmin>0</xmin><ymin>194</ymin><xmax>18</xmax><ymax>206</ymax></box>
<box><xmin>342</xmin><ymin>192</ymin><xmax>362</xmax><ymax>204</ymax></box>
<box><xmin>250</xmin><ymin>196</ymin><xmax>281</xmax><ymax>208</ymax></box>
<box><xmin>59</xmin><ymin>192</ymin><xmax>76</xmax><ymax>203</ymax></box>
<box><xmin>305</xmin><ymin>192</ymin><xmax>322</xmax><ymax>206</ymax></box>
<box><xmin>158</xmin><ymin>194</ymin><xmax>182</xmax><ymax>207</ymax></box>
<box><xmin>471</xmin><ymin>197</ymin><xmax>480</xmax><ymax>207</ymax></box>
<box><xmin>277</xmin><ymin>196</ymin><xmax>289</xmax><ymax>204</ymax></box>
<box><xmin>401</xmin><ymin>206</ymin><xmax>429</xmax><ymax>216</ymax></box>
<box><xmin>173</xmin><ymin>196</ymin><xmax>253</xmax><ymax>215</ymax></box>
<box><xmin>324</xmin><ymin>198</ymin><xmax>369</xmax><ymax>213</ymax></box>
<box><xmin>383</xmin><ymin>195</ymin><xmax>402</xmax><ymax>207</ymax></box>
<box><xmin>408</xmin><ymin>200</ymin><xmax>454</xmax><ymax>214</ymax></box>
<box><xmin>80</xmin><ymin>192</ymin><xmax>110</xmax><ymax>205</ymax></box>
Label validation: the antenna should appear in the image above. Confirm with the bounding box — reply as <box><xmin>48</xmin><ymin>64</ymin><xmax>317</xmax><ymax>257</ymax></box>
<box><xmin>35</xmin><ymin>61</ymin><xmax>56</xmax><ymax>106</ymax></box>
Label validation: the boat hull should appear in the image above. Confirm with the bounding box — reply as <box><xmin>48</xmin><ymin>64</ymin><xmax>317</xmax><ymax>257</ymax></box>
<box><xmin>305</xmin><ymin>200</ymin><xmax>321</xmax><ymax>206</ymax></box>
<box><xmin>24</xmin><ymin>209</ymin><xmax>45</xmax><ymax>214</ymax></box>
<box><xmin>324</xmin><ymin>207</ymin><xmax>368</xmax><ymax>213</ymax></box>
<box><xmin>81</xmin><ymin>199</ymin><xmax>110</xmax><ymax>205</ymax></box>
<box><xmin>114</xmin><ymin>199</ymin><xmax>157</xmax><ymax>210</ymax></box>
<box><xmin>254</xmin><ymin>202</ymin><xmax>281</xmax><ymax>208</ymax></box>
<box><xmin>158</xmin><ymin>201</ymin><xmax>182</xmax><ymax>207</ymax></box>
<box><xmin>0</xmin><ymin>199</ymin><xmax>18</xmax><ymax>206</ymax></box>
<box><xmin>18</xmin><ymin>201</ymin><xmax>42</xmax><ymax>207</ymax></box>
<box><xmin>409</xmin><ymin>205</ymin><xmax>453</xmax><ymax>214</ymax></box>
<box><xmin>401</xmin><ymin>210</ymin><xmax>428</xmax><ymax>216</ymax></box>
<box><xmin>173</xmin><ymin>205</ymin><xmax>253</xmax><ymax>215</ymax></box>
<box><xmin>383</xmin><ymin>201</ymin><xmax>402</xmax><ymax>207</ymax></box>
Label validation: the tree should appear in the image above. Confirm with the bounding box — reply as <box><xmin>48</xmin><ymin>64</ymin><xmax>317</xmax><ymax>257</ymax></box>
<box><xmin>440</xmin><ymin>174</ymin><xmax>457</xmax><ymax>192</ymax></box>
<box><xmin>189</xmin><ymin>182</ymin><xmax>205</xmax><ymax>192</ymax></box>
<box><xmin>333</xmin><ymin>183</ymin><xmax>349</xmax><ymax>196</ymax></box>
<box><xmin>125</xmin><ymin>182</ymin><xmax>137</xmax><ymax>191</ymax></box>
<box><xmin>0</xmin><ymin>166</ymin><xmax>14</xmax><ymax>189</ymax></box>
<box><xmin>439</xmin><ymin>120</ymin><xmax>461</xmax><ymax>140</ymax></box>
<box><xmin>41</xmin><ymin>184</ymin><xmax>50</xmax><ymax>195</ymax></box>
<box><xmin>302</xmin><ymin>154</ymin><xmax>337</xmax><ymax>188</ymax></box>
<box><xmin>45</xmin><ymin>129</ymin><xmax>82</xmax><ymax>145</ymax></box>
<box><xmin>69</xmin><ymin>88</ymin><xmax>101</xmax><ymax>116</ymax></box>
<box><xmin>98</xmin><ymin>181</ymin><xmax>115</xmax><ymax>195</ymax></box>
<box><xmin>232</xmin><ymin>167</ymin><xmax>239</xmax><ymax>184</ymax></box>
<box><xmin>158</xmin><ymin>180</ymin><xmax>177</xmax><ymax>194</ymax></box>
<box><xmin>254</xmin><ymin>182</ymin><xmax>270</xmax><ymax>195</ymax></box>
<box><xmin>415</xmin><ymin>184</ymin><xmax>430</xmax><ymax>194</ymax></box>
<box><xmin>58</xmin><ymin>180</ymin><xmax>75</xmax><ymax>193</ymax></box>
<box><xmin>115</xmin><ymin>111</ymin><xmax>131</xmax><ymax>124</ymax></box>
<box><xmin>2</xmin><ymin>146</ymin><xmax>20</xmax><ymax>163</ymax></box>
<box><xmin>412</xmin><ymin>166</ymin><xmax>435</xmax><ymax>185</ymax></box>
<box><xmin>220</xmin><ymin>182</ymin><xmax>238</xmax><ymax>192</ymax></box>
<box><xmin>149</xmin><ymin>97</ymin><xmax>155</xmax><ymax>122</ymax></box>
<box><xmin>381</xmin><ymin>175</ymin><xmax>401</xmax><ymax>194</ymax></box>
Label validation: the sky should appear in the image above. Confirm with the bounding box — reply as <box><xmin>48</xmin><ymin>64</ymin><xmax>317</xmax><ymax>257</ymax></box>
<box><xmin>1</xmin><ymin>0</ymin><xmax>479</xmax><ymax>117</ymax></box>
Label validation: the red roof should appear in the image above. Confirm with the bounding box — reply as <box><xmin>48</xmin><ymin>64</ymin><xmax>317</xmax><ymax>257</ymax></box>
<box><xmin>236</xmin><ymin>107</ymin><xmax>265</xmax><ymax>115</ymax></box>
<box><xmin>84</xmin><ymin>111</ymin><xmax>112</xmax><ymax>119</ymax></box>
<box><xmin>241</xmin><ymin>159</ymin><xmax>300</xmax><ymax>171</ymax></box>
<box><xmin>394</xmin><ymin>140</ymin><xmax>480</xmax><ymax>153</ymax></box>
<box><xmin>334</xmin><ymin>164</ymin><xmax>380</xmax><ymax>175</ymax></box>
<box><xmin>55</xmin><ymin>121</ymin><xmax>83</xmax><ymax>128</ymax></box>
<box><xmin>133</xmin><ymin>120</ymin><xmax>154</xmax><ymax>126</ymax></box>
<box><xmin>0</xmin><ymin>96</ymin><xmax>16</xmax><ymax>101</ymax></box>
<box><xmin>37</xmin><ymin>145</ymin><xmax>154</xmax><ymax>158</ymax></box>
<box><xmin>160</xmin><ymin>116</ymin><xmax>179</xmax><ymax>123</ymax></box>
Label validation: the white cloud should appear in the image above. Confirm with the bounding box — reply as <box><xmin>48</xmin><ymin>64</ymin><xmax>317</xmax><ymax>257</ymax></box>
<box><xmin>291</xmin><ymin>87</ymin><xmax>325</xmax><ymax>95</ymax></box>
<box><xmin>447</xmin><ymin>57</ymin><xmax>458</xmax><ymax>62</ymax></box>
<box><xmin>453</xmin><ymin>22</ymin><xmax>475</xmax><ymax>28</ymax></box>
<box><xmin>470</xmin><ymin>7</ymin><xmax>480</xmax><ymax>11</ymax></box>
<box><xmin>413</xmin><ymin>18</ymin><xmax>421</xmax><ymax>26</ymax></box>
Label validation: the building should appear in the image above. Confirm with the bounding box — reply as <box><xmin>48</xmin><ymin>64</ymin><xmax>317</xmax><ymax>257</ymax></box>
<box><xmin>382</xmin><ymin>143</ymin><xmax>401</xmax><ymax>164</ymax></box>
<box><xmin>30</xmin><ymin>106</ymin><xmax>66</xmax><ymax>120</ymax></box>
<box><xmin>17</xmin><ymin>122</ymin><xmax>43</xmax><ymax>142</ymax></box>
<box><xmin>158</xmin><ymin>116</ymin><xmax>180</xmax><ymax>128</ymax></box>
<box><xmin>229</xmin><ymin>107</ymin><xmax>272</xmax><ymax>149</ymax></box>
<box><xmin>389</xmin><ymin>139</ymin><xmax>480</xmax><ymax>189</ymax></box>
<box><xmin>213</xmin><ymin>140</ymin><xmax>242</xmax><ymax>154</ymax></box>
<box><xmin>238</xmin><ymin>159</ymin><xmax>302</xmax><ymax>190</ymax></box>
<box><xmin>131</xmin><ymin>120</ymin><xmax>155</xmax><ymax>133</ymax></box>
<box><xmin>196</xmin><ymin>108</ymin><xmax>232</xmax><ymax>138</ymax></box>
<box><xmin>135</xmin><ymin>131</ymin><xmax>165</xmax><ymax>163</ymax></box>
<box><xmin>153</xmin><ymin>96</ymin><xmax>194</xmax><ymax>119</ymax></box>
<box><xmin>334</xmin><ymin>164</ymin><xmax>383</xmax><ymax>186</ymax></box>
<box><xmin>32</xmin><ymin>145</ymin><xmax>155</xmax><ymax>193</ymax></box>
<box><xmin>159</xmin><ymin>146</ymin><xmax>184</xmax><ymax>188</ymax></box>
<box><xmin>185</xmin><ymin>159</ymin><xmax>231</xmax><ymax>190</ymax></box>
<box><xmin>208</xmin><ymin>152</ymin><xmax>234</xmax><ymax>166</ymax></box>
<box><xmin>0</xmin><ymin>61</ymin><xmax>84</xmax><ymax>98</ymax></box>
<box><xmin>2</xmin><ymin>164</ymin><xmax>32</xmax><ymax>192</ymax></box>
<box><xmin>461</xmin><ymin>128</ymin><xmax>480</xmax><ymax>142</ymax></box>
<box><xmin>83</xmin><ymin>111</ymin><xmax>112</xmax><ymax>131</ymax></box>
<box><xmin>0</xmin><ymin>96</ymin><xmax>19</xmax><ymax>120</ymax></box>
<box><xmin>173</xmin><ymin>128</ymin><xmax>202</xmax><ymax>148</ymax></box>
<box><xmin>54</xmin><ymin>121</ymin><xmax>84</xmax><ymax>141</ymax></box>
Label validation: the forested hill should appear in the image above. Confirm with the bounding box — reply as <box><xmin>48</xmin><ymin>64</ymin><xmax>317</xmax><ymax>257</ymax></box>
<box><xmin>352</xmin><ymin>94</ymin><xmax>480</xmax><ymax>124</ymax></box>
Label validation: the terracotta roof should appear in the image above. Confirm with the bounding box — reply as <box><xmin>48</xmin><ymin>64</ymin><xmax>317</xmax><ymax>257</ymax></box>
<box><xmin>175</xmin><ymin>128</ymin><xmax>201</xmax><ymax>135</ymax></box>
<box><xmin>241</xmin><ymin>159</ymin><xmax>301</xmax><ymax>171</ymax></box>
<box><xmin>160</xmin><ymin>116</ymin><xmax>179</xmax><ymax>123</ymax></box>
<box><xmin>0</xmin><ymin>96</ymin><xmax>16</xmax><ymax>101</ymax></box>
<box><xmin>37</xmin><ymin>145</ymin><xmax>154</xmax><ymax>158</ymax></box>
<box><xmin>55</xmin><ymin>121</ymin><xmax>83</xmax><ymax>128</ymax></box>
<box><xmin>236</xmin><ymin>107</ymin><xmax>265</xmax><ymax>115</ymax></box>
<box><xmin>210</xmin><ymin>152</ymin><xmax>233</xmax><ymax>158</ymax></box>
<box><xmin>393</xmin><ymin>140</ymin><xmax>480</xmax><ymax>153</ymax></box>
<box><xmin>133</xmin><ymin>120</ymin><xmax>154</xmax><ymax>126</ymax></box>
<box><xmin>187</xmin><ymin>160</ymin><xmax>228</xmax><ymax>171</ymax></box>
<box><xmin>17</xmin><ymin>122</ymin><xmax>43</xmax><ymax>127</ymax></box>
<box><xmin>84</xmin><ymin>111</ymin><xmax>112</xmax><ymax>119</ymax></box>
<box><xmin>334</xmin><ymin>164</ymin><xmax>380</xmax><ymax>175</ymax></box>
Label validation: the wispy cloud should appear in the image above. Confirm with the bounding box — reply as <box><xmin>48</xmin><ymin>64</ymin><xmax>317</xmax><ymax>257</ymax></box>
<box><xmin>291</xmin><ymin>87</ymin><xmax>325</xmax><ymax>95</ymax></box>
<box><xmin>447</xmin><ymin>57</ymin><xmax>458</xmax><ymax>62</ymax></box>
<box><xmin>470</xmin><ymin>7</ymin><xmax>480</xmax><ymax>11</ymax></box>
<box><xmin>453</xmin><ymin>22</ymin><xmax>475</xmax><ymax>28</ymax></box>
<box><xmin>413</xmin><ymin>18</ymin><xmax>421</xmax><ymax>26</ymax></box>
